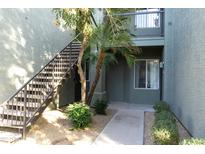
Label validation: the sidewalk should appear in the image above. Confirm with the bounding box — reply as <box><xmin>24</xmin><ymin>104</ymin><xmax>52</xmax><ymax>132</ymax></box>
<box><xmin>93</xmin><ymin>102</ymin><xmax>154</xmax><ymax>145</ymax></box>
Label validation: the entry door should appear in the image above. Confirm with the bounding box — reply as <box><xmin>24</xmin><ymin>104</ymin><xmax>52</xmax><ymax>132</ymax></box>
<box><xmin>106</xmin><ymin>59</ymin><xmax>125</xmax><ymax>102</ymax></box>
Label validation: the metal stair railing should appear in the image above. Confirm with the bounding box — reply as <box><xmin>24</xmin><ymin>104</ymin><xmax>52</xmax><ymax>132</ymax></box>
<box><xmin>0</xmin><ymin>33</ymin><xmax>81</xmax><ymax>139</ymax></box>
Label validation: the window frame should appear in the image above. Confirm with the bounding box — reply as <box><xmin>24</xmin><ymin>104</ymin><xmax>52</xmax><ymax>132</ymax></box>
<box><xmin>134</xmin><ymin>59</ymin><xmax>160</xmax><ymax>90</ymax></box>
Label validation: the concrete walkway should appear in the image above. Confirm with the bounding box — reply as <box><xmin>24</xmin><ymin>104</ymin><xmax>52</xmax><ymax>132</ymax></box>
<box><xmin>93</xmin><ymin>102</ymin><xmax>154</xmax><ymax>145</ymax></box>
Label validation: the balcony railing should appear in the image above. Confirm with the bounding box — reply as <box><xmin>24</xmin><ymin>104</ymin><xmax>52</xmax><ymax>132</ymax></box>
<box><xmin>91</xmin><ymin>9</ymin><xmax>164</xmax><ymax>38</ymax></box>
<box><xmin>116</xmin><ymin>9</ymin><xmax>164</xmax><ymax>38</ymax></box>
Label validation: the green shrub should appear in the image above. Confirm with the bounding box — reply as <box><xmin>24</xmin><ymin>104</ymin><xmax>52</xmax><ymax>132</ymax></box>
<box><xmin>155</xmin><ymin>110</ymin><xmax>176</xmax><ymax>123</ymax></box>
<box><xmin>180</xmin><ymin>138</ymin><xmax>205</xmax><ymax>145</ymax></box>
<box><xmin>153</xmin><ymin>101</ymin><xmax>170</xmax><ymax>113</ymax></box>
<box><xmin>66</xmin><ymin>102</ymin><xmax>92</xmax><ymax>129</ymax></box>
<box><xmin>152</xmin><ymin>101</ymin><xmax>179</xmax><ymax>145</ymax></box>
<box><xmin>152</xmin><ymin>120</ymin><xmax>179</xmax><ymax>145</ymax></box>
<box><xmin>93</xmin><ymin>99</ymin><xmax>108</xmax><ymax>115</ymax></box>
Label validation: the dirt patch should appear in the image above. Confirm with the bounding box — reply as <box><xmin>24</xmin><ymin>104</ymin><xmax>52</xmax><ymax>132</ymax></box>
<box><xmin>143</xmin><ymin>112</ymin><xmax>155</xmax><ymax>144</ymax></box>
<box><xmin>143</xmin><ymin>111</ymin><xmax>191</xmax><ymax>145</ymax></box>
<box><xmin>176</xmin><ymin>119</ymin><xmax>191</xmax><ymax>142</ymax></box>
<box><xmin>15</xmin><ymin>108</ymin><xmax>117</xmax><ymax>145</ymax></box>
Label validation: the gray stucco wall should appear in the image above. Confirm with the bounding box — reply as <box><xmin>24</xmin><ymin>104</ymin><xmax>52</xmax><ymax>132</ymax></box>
<box><xmin>163</xmin><ymin>9</ymin><xmax>205</xmax><ymax>137</ymax></box>
<box><xmin>106</xmin><ymin>47</ymin><xmax>162</xmax><ymax>105</ymax></box>
<box><xmin>0</xmin><ymin>8</ymin><xmax>74</xmax><ymax>103</ymax></box>
<box><xmin>59</xmin><ymin>77</ymin><xmax>75</xmax><ymax>107</ymax></box>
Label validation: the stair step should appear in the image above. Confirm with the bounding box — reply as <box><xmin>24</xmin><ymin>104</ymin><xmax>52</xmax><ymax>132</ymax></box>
<box><xmin>14</xmin><ymin>96</ymin><xmax>42</xmax><ymax>102</ymax></box>
<box><xmin>7</xmin><ymin>101</ymin><xmax>41</xmax><ymax>108</ymax></box>
<box><xmin>62</xmin><ymin>49</ymin><xmax>79</xmax><ymax>53</ymax></box>
<box><xmin>44</xmin><ymin>68</ymin><xmax>68</xmax><ymax>71</ymax></box>
<box><xmin>53</xmin><ymin>60</ymin><xmax>76</xmax><ymax>64</ymax></box>
<box><xmin>55</xmin><ymin>56</ymin><xmax>78</xmax><ymax>60</ymax></box>
<box><xmin>29</xmin><ymin>80</ymin><xmax>61</xmax><ymax>89</ymax></box>
<box><xmin>59</xmin><ymin>52</ymin><xmax>79</xmax><ymax>55</ymax></box>
<box><xmin>67</xmin><ymin>43</ymin><xmax>81</xmax><ymax>49</ymax></box>
<box><xmin>29</xmin><ymin>81</ymin><xmax>52</xmax><ymax>87</ymax></box>
<box><xmin>38</xmin><ymin>73</ymin><xmax>65</xmax><ymax>78</ymax></box>
<box><xmin>70</xmin><ymin>43</ymin><xmax>81</xmax><ymax>46</ymax></box>
<box><xmin>52</xmin><ymin>60</ymin><xmax>75</xmax><ymax>64</ymax></box>
<box><xmin>62</xmin><ymin>53</ymin><xmax>79</xmax><ymax>56</ymax></box>
<box><xmin>21</xmin><ymin>89</ymin><xmax>43</xmax><ymax>95</ymax></box>
<box><xmin>33</xmin><ymin>79</ymin><xmax>63</xmax><ymax>85</ymax></box>
<box><xmin>45</xmin><ymin>67</ymin><xmax>69</xmax><ymax>70</ymax></box>
<box><xmin>39</xmin><ymin>73</ymin><xmax>66</xmax><ymax>79</ymax></box>
<box><xmin>39</xmin><ymin>71</ymin><xmax>66</xmax><ymax>75</ymax></box>
<box><xmin>6</xmin><ymin>105</ymin><xmax>39</xmax><ymax>112</ymax></box>
<box><xmin>63</xmin><ymin>49</ymin><xmax>80</xmax><ymax>52</ymax></box>
<box><xmin>34</xmin><ymin>78</ymin><xmax>61</xmax><ymax>83</ymax></box>
<box><xmin>57</xmin><ymin>55</ymin><xmax>78</xmax><ymax>58</ymax></box>
<box><xmin>0</xmin><ymin>109</ymin><xmax>34</xmax><ymax>118</ymax></box>
<box><xmin>0</xmin><ymin>119</ymin><xmax>24</xmax><ymax>128</ymax></box>
<box><xmin>56</xmin><ymin>53</ymin><xmax>78</xmax><ymax>57</ymax></box>
<box><xmin>15</xmin><ymin>93</ymin><xmax>45</xmax><ymax>100</ymax></box>
<box><xmin>21</xmin><ymin>87</ymin><xmax>52</xmax><ymax>94</ymax></box>
<box><xmin>0</xmin><ymin>130</ymin><xmax>22</xmax><ymax>142</ymax></box>
<box><xmin>62</xmin><ymin>48</ymin><xmax>79</xmax><ymax>51</ymax></box>
<box><xmin>35</xmin><ymin>76</ymin><xmax>64</xmax><ymax>80</ymax></box>
<box><xmin>63</xmin><ymin>51</ymin><xmax>80</xmax><ymax>54</ymax></box>
<box><xmin>52</xmin><ymin>67</ymin><xmax>69</xmax><ymax>70</ymax></box>
<box><xmin>19</xmin><ymin>90</ymin><xmax>45</xmax><ymax>95</ymax></box>
<box><xmin>47</xmin><ymin>64</ymin><xmax>70</xmax><ymax>68</ymax></box>
<box><xmin>21</xmin><ymin>89</ymin><xmax>50</xmax><ymax>97</ymax></box>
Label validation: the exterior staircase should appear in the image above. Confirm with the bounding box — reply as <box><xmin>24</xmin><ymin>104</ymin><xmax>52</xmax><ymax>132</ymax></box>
<box><xmin>0</xmin><ymin>36</ymin><xmax>81</xmax><ymax>142</ymax></box>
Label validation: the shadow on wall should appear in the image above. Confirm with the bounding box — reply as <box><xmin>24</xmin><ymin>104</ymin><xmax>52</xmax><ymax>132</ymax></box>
<box><xmin>0</xmin><ymin>8</ymin><xmax>74</xmax><ymax>103</ymax></box>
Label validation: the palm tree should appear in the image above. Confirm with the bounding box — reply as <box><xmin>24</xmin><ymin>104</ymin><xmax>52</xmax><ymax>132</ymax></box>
<box><xmin>53</xmin><ymin>8</ymin><xmax>140</xmax><ymax>105</ymax></box>
<box><xmin>86</xmin><ymin>9</ymin><xmax>140</xmax><ymax>105</ymax></box>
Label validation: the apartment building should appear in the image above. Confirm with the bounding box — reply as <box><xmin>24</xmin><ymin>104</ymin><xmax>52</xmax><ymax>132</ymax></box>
<box><xmin>0</xmin><ymin>8</ymin><xmax>205</xmax><ymax>140</ymax></box>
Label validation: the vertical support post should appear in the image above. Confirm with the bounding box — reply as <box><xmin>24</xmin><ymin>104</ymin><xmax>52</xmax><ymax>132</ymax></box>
<box><xmin>52</xmin><ymin>63</ymin><xmax>55</xmax><ymax>89</ymax></box>
<box><xmin>23</xmin><ymin>85</ymin><xmax>27</xmax><ymax>140</ymax></box>
<box><xmin>69</xmin><ymin>43</ymin><xmax>72</xmax><ymax>68</ymax></box>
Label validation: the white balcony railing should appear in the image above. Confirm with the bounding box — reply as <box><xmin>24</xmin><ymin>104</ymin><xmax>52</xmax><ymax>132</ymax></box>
<box><xmin>115</xmin><ymin>9</ymin><xmax>164</xmax><ymax>37</ymax></box>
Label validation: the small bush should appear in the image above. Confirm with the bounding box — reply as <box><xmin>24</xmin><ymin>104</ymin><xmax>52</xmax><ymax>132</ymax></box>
<box><xmin>152</xmin><ymin>101</ymin><xmax>179</xmax><ymax>145</ymax></box>
<box><xmin>154</xmin><ymin>119</ymin><xmax>177</xmax><ymax>130</ymax></box>
<box><xmin>66</xmin><ymin>102</ymin><xmax>92</xmax><ymax>129</ymax></box>
<box><xmin>180</xmin><ymin>138</ymin><xmax>205</xmax><ymax>145</ymax></box>
<box><xmin>152</xmin><ymin>120</ymin><xmax>179</xmax><ymax>145</ymax></box>
<box><xmin>155</xmin><ymin>110</ymin><xmax>176</xmax><ymax>123</ymax></box>
<box><xmin>93</xmin><ymin>99</ymin><xmax>108</xmax><ymax>115</ymax></box>
<box><xmin>153</xmin><ymin>101</ymin><xmax>170</xmax><ymax>113</ymax></box>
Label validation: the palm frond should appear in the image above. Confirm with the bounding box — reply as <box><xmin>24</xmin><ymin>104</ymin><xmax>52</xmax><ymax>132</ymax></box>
<box><xmin>103</xmin><ymin>52</ymin><xmax>118</xmax><ymax>67</ymax></box>
<box><xmin>83</xmin><ymin>49</ymin><xmax>98</xmax><ymax>64</ymax></box>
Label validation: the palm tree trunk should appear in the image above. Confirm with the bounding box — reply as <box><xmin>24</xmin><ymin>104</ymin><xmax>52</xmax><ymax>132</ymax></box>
<box><xmin>86</xmin><ymin>49</ymin><xmax>106</xmax><ymax>105</ymax></box>
<box><xmin>77</xmin><ymin>36</ymin><xmax>88</xmax><ymax>102</ymax></box>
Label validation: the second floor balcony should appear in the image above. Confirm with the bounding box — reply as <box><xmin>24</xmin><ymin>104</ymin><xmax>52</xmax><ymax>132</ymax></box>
<box><xmin>91</xmin><ymin>8</ymin><xmax>165</xmax><ymax>46</ymax></box>
<box><xmin>118</xmin><ymin>8</ymin><xmax>164</xmax><ymax>46</ymax></box>
<box><xmin>136</xmin><ymin>9</ymin><xmax>164</xmax><ymax>38</ymax></box>
<box><xmin>124</xmin><ymin>8</ymin><xmax>164</xmax><ymax>38</ymax></box>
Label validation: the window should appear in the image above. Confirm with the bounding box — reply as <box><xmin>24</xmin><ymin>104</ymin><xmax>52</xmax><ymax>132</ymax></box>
<box><xmin>135</xmin><ymin>8</ymin><xmax>161</xmax><ymax>28</ymax></box>
<box><xmin>134</xmin><ymin>59</ymin><xmax>159</xmax><ymax>89</ymax></box>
